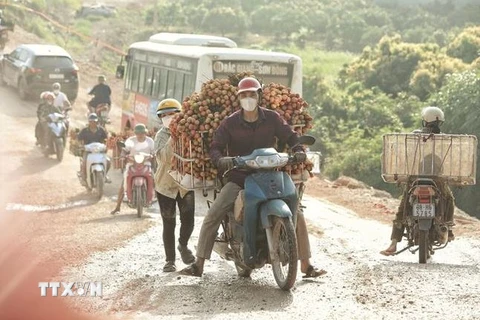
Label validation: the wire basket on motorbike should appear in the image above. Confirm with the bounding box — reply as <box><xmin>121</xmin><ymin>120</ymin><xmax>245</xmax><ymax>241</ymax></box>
<box><xmin>382</xmin><ymin>133</ymin><xmax>478</xmax><ymax>186</ymax></box>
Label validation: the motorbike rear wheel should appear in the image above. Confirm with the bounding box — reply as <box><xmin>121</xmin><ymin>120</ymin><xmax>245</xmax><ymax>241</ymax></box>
<box><xmin>54</xmin><ymin>138</ymin><xmax>64</xmax><ymax>162</ymax></box>
<box><xmin>418</xmin><ymin>230</ymin><xmax>429</xmax><ymax>264</ymax></box>
<box><xmin>136</xmin><ymin>185</ymin><xmax>143</xmax><ymax>218</ymax></box>
<box><xmin>270</xmin><ymin>216</ymin><xmax>298</xmax><ymax>291</ymax></box>
<box><xmin>95</xmin><ymin>171</ymin><xmax>104</xmax><ymax>200</ymax></box>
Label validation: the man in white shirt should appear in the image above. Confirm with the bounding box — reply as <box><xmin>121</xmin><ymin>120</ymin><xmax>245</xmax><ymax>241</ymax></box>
<box><xmin>52</xmin><ymin>83</ymin><xmax>71</xmax><ymax>111</ymax></box>
<box><xmin>110</xmin><ymin>123</ymin><xmax>155</xmax><ymax>215</ymax></box>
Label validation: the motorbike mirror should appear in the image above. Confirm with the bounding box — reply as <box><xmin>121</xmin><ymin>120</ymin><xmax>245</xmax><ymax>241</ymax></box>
<box><xmin>115</xmin><ymin>65</ymin><xmax>125</xmax><ymax>79</ymax></box>
<box><xmin>116</xmin><ymin>141</ymin><xmax>126</xmax><ymax>149</ymax></box>
<box><xmin>295</xmin><ymin>135</ymin><xmax>316</xmax><ymax>147</ymax></box>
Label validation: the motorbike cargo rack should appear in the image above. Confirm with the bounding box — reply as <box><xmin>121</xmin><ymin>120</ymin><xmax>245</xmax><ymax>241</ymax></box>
<box><xmin>381</xmin><ymin>133</ymin><xmax>478</xmax><ymax>186</ymax></box>
<box><xmin>169</xmin><ymin>125</ymin><xmax>316</xmax><ymax>191</ymax></box>
<box><xmin>169</xmin><ymin>131</ymin><xmax>221</xmax><ymax>192</ymax></box>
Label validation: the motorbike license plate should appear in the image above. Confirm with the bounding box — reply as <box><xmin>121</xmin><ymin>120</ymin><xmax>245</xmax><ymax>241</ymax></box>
<box><xmin>49</xmin><ymin>74</ymin><xmax>64</xmax><ymax>79</ymax></box>
<box><xmin>413</xmin><ymin>203</ymin><xmax>435</xmax><ymax>218</ymax></box>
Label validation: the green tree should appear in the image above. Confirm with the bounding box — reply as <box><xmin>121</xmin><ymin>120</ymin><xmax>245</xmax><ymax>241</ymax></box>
<box><xmin>201</xmin><ymin>7</ymin><xmax>246</xmax><ymax>37</ymax></box>
<box><xmin>447</xmin><ymin>26</ymin><xmax>480</xmax><ymax>64</ymax></box>
<box><xmin>429</xmin><ymin>70</ymin><xmax>480</xmax><ymax>216</ymax></box>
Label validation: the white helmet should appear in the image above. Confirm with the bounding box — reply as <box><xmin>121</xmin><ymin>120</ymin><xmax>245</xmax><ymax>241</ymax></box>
<box><xmin>422</xmin><ymin>106</ymin><xmax>445</xmax><ymax>124</ymax></box>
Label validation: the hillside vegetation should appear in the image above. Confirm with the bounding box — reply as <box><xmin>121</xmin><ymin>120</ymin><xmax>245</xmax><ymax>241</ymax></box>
<box><xmin>5</xmin><ymin>0</ymin><xmax>480</xmax><ymax>216</ymax></box>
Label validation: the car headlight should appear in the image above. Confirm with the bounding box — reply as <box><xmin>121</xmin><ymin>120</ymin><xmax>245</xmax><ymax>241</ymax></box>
<box><xmin>245</xmin><ymin>154</ymin><xmax>289</xmax><ymax>169</ymax></box>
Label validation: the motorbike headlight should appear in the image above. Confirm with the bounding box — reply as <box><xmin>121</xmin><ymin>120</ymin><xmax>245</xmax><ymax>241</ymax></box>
<box><xmin>246</xmin><ymin>154</ymin><xmax>289</xmax><ymax>169</ymax></box>
<box><xmin>134</xmin><ymin>154</ymin><xmax>145</xmax><ymax>164</ymax></box>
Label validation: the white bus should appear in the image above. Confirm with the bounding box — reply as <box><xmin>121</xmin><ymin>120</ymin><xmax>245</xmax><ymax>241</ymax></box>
<box><xmin>116</xmin><ymin>33</ymin><xmax>303</xmax><ymax>130</ymax></box>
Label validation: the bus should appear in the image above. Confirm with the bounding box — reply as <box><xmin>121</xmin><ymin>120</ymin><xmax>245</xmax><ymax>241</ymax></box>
<box><xmin>116</xmin><ymin>33</ymin><xmax>303</xmax><ymax>131</ymax></box>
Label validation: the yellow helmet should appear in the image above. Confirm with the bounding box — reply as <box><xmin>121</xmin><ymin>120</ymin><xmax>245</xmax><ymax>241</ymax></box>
<box><xmin>156</xmin><ymin>98</ymin><xmax>181</xmax><ymax>117</ymax></box>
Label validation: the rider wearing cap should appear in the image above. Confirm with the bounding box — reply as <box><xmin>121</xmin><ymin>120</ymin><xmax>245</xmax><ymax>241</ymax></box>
<box><xmin>51</xmin><ymin>82</ymin><xmax>71</xmax><ymax>111</ymax></box>
<box><xmin>380</xmin><ymin>106</ymin><xmax>455</xmax><ymax>256</ymax></box>
<box><xmin>77</xmin><ymin>113</ymin><xmax>110</xmax><ymax>184</ymax></box>
<box><xmin>110</xmin><ymin>123</ymin><xmax>155</xmax><ymax>215</ymax></box>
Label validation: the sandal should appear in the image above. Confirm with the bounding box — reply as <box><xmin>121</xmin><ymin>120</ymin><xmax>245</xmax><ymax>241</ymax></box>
<box><xmin>380</xmin><ymin>249</ymin><xmax>396</xmax><ymax>256</ymax></box>
<box><xmin>110</xmin><ymin>209</ymin><xmax>120</xmax><ymax>215</ymax></box>
<box><xmin>179</xmin><ymin>263</ymin><xmax>202</xmax><ymax>277</ymax></box>
<box><xmin>302</xmin><ymin>265</ymin><xmax>327</xmax><ymax>279</ymax></box>
<box><xmin>163</xmin><ymin>261</ymin><xmax>176</xmax><ymax>272</ymax></box>
<box><xmin>178</xmin><ymin>245</ymin><xmax>195</xmax><ymax>264</ymax></box>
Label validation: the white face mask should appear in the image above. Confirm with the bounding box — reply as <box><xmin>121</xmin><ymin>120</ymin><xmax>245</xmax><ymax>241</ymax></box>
<box><xmin>162</xmin><ymin>115</ymin><xmax>174</xmax><ymax>128</ymax></box>
<box><xmin>240</xmin><ymin>97</ymin><xmax>257</xmax><ymax>112</ymax></box>
<box><xmin>53</xmin><ymin>90</ymin><xmax>59</xmax><ymax>95</ymax></box>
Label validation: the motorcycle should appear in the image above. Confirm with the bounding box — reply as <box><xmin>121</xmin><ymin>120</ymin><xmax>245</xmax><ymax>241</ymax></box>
<box><xmin>41</xmin><ymin>108</ymin><xmax>71</xmax><ymax>162</ymax></box>
<box><xmin>79</xmin><ymin>142</ymin><xmax>109</xmax><ymax>199</ymax></box>
<box><xmin>87</xmin><ymin>101</ymin><xmax>110</xmax><ymax>128</ymax></box>
<box><xmin>397</xmin><ymin>177</ymin><xmax>452</xmax><ymax>263</ymax></box>
<box><xmin>117</xmin><ymin>141</ymin><xmax>155</xmax><ymax>218</ymax></box>
<box><xmin>213</xmin><ymin>135</ymin><xmax>316</xmax><ymax>291</ymax></box>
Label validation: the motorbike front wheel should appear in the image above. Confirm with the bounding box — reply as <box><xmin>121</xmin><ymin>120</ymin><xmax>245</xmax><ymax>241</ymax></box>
<box><xmin>270</xmin><ymin>216</ymin><xmax>298</xmax><ymax>291</ymax></box>
<box><xmin>136</xmin><ymin>185</ymin><xmax>144</xmax><ymax>218</ymax></box>
<box><xmin>418</xmin><ymin>230</ymin><xmax>429</xmax><ymax>264</ymax></box>
<box><xmin>95</xmin><ymin>171</ymin><xmax>104</xmax><ymax>200</ymax></box>
<box><xmin>55</xmin><ymin>137</ymin><xmax>64</xmax><ymax>162</ymax></box>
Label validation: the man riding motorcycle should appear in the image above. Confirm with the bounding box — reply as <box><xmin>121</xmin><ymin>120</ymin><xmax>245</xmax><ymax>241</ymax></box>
<box><xmin>180</xmin><ymin>77</ymin><xmax>327</xmax><ymax>278</ymax></box>
<box><xmin>110</xmin><ymin>123</ymin><xmax>155</xmax><ymax>215</ymax></box>
<box><xmin>88</xmin><ymin>75</ymin><xmax>111</xmax><ymax>116</ymax></box>
<box><xmin>380</xmin><ymin>106</ymin><xmax>455</xmax><ymax>256</ymax></box>
<box><xmin>52</xmin><ymin>82</ymin><xmax>71</xmax><ymax>111</ymax></box>
<box><xmin>77</xmin><ymin>113</ymin><xmax>111</xmax><ymax>184</ymax></box>
<box><xmin>35</xmin><ymin>92</ymin><xmax>61</xmax><ymax>147</ymax></box>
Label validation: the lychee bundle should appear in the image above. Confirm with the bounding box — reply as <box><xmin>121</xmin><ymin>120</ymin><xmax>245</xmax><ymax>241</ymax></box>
<box><xmin>169</xmin><ymin>74</ymin><xmax>314</xmax><ymax>184</ymax></box>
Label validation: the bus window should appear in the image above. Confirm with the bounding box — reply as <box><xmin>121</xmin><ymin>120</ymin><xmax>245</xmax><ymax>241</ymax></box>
<box><xmin>158</xmin><ymin>68</ymin><xmax>168</xmax><ymax>100</ymax></box>
<box><xmin>152</xmin><ymin>68</ymin><xmax>161</xmax><ymax>98</ymax></box>
<box><xmin>166</xmin><ymin>70</ymin><xmax>176</xmax><ymax>99</ymax></box>
<box><xmin>183</xmin><ymin>74</ymin><xmax>194</xmax><ymax>97</ymax></box>
<box><xmin>174</xmin><ymin>72</ymin><xmax>184</xmax><ymax>101</ymax></box>
<box><xmin>144</xmin><ymin>66</ymin><xmax>154</xmax><ymax>96</ymax></box>
<box><xmin>125</xmin><ymin>61</ymin><xmax>132</xmax><ymax>90</ymax></box>
<box><xmin>138</xmin><ymin>65</ymin><xmax>146</xmax><ymax>95</ymax></box>
<box><xmin>131</xmin><ymin>62</ymin><xmax>139</xmax><ymax>92</ymax></box>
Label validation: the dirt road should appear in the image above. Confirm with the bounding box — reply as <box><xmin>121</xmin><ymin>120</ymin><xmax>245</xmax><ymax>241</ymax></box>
<box><xmin>59</xmin><ymin>193</ymin><xmax>480</xmax><ymax>320</ymax></box>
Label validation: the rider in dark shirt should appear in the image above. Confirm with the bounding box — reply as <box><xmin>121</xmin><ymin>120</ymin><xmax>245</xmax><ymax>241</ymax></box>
<box><xmin>77</xmin><ymin>113</ymin><xmax>110</xmax><ymax>183</ymax></box>
<box><xmin>88</xmin><ymin>75</ymin><xmax>112</xmax><ymax>111</ymax></box>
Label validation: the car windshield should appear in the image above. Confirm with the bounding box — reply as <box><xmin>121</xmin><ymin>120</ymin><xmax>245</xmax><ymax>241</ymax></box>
<box><xmin>33</xmin><ymin>56</ymin><xmax>73</xmax><ymax>68</ymax></box>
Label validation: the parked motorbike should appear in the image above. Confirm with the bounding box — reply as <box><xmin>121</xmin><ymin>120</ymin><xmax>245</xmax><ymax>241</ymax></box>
<box><xmin>41</xmin><ymin>108</ymin><xmax>71</xmax><ymax>161</ymax></box>
<box><xmin>78</xmin><ymin>142</ymin><xmax>109</xmax><ymax>199</ymax></box>
<box><xmin>213</xmin><ymin>135</ymin><xmax>315</xmax><ymax>291</ymax></box>
<box><xmin>117</xmin><ymin>141</ymin><xmax>155</xmax><ymax>218</ymax></box>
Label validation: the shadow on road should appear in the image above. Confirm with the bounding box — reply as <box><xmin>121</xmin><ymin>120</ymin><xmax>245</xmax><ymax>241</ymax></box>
<box><xmin>107</xmin><ymin>275</ymin><xmax>295</xmax><ymax>316</ymax></box>
<box><xmin>83</xmin><ymin>212</ymin><xmax>151</xmax><ymax>224</ymax></box>
<box><xmin>7</xmin><ymin>148</ymin><xmax>58</xmax><ymax>178</ymax></box>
